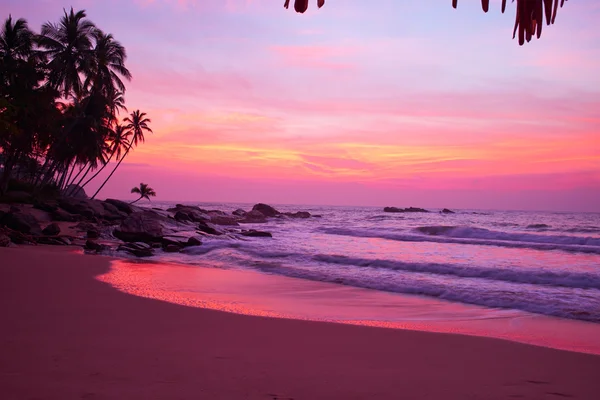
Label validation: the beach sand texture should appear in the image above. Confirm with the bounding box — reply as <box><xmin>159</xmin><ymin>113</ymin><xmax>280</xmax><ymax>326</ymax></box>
<box><xmin>1</xmin><ymin>246</ymin><xmax>599</xmax><ymax>399</ymax></box>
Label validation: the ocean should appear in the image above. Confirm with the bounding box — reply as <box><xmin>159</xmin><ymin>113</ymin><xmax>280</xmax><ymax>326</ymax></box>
<box><xmin>116</xmin><ymin>202</ymin><xmax>600</xmax><ymax>324</ymax></box>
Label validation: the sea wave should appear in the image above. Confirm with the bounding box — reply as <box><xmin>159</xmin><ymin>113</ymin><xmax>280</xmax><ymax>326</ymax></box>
<box><xmin>312</xmin><ymin>254</ymin><xmax>600</xmax><ymax>290</ymax></box>
<box><xmin>318</xmin><ymin>227</ymin><xmax>600</xmax><ymax>254</ymax></box>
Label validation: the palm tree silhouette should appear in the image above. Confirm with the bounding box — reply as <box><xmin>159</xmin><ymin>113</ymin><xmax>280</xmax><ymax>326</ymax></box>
<box><xmin>285</xmin><ymin>0</ymin><xmax>569</xmax><ymax>45</ymax></box>
<box><xmin>130</xmin><ymin>182</ymin><xmax>156</xmax><ymax>204</ymax></box>
<box><xmin>38</xmin><ymin>8</ymin><xmax>96</xmax><ymax>99</ymax></box>
<box><xmin>91</xmin><ymin>110</ymin><xmax>152</xmax><ymax>199</ymax></box>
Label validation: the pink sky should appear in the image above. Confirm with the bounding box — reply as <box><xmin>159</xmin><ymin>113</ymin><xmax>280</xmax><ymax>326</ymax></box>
<box><xmin>3</xmin><ymin>0</ymin><xmax>600</xmax><ymax>211</ymax></box>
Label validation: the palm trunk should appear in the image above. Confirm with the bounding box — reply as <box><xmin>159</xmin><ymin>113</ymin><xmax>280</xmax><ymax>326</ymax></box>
<box><xmin>130</xmin><ymin>196</ymin><xmax>143</xmax><ymax>204</ymax></box>
<box><xmin>91</xmin><ymin>143</ymin><xmax>133</xmax><ymax>200</ymax></box>
<box><xmin>68</xmin><ymin>163</ymin><xmax>94</xmax><ymax>196</ymax></box>
<box><xmin>80</xmin><ymin>149</ymin><xmax>115</xmax><ymax>190</ymax></box>
<box><xmin>62</xmin><ymin>161</ymin><xmax>77</xmax><ymax>191</ymax></box>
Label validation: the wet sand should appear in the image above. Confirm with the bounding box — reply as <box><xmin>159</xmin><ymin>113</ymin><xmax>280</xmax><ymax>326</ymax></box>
<box><xmin>1</xmin><ymin>246</ymin><xmax>599</xmax><ymax>399</ymax></box>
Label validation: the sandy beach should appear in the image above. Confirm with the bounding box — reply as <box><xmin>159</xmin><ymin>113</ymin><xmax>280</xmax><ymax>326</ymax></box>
<box><xmin>0</xmin><ymin>246</ymin><xmax>599</xmax><ymax>399</ymax></box>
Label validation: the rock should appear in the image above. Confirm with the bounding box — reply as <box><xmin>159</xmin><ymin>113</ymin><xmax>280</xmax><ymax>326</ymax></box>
<box><xmin>117</xmin><ymin>242</ymin><xmax>154</xmax><ymax>257</ymax></box>
<box><xmin>63</xmin><ymin>184</ymin><xmax>87</xmax><ymax>199</ymax></box>
<box><xmin>167</xmin><ymin>205</ymin><xmax>209</xmax><ymax>222</ymax></box>
<box><xmin>232</xmin><ymin>209</ymin><xmax>247</xmax><ymax>216</ymax></box>
<box><xmin>104</xmin><ymin>199</ymin><xmax>136</xmax><ymax>214</ymax></box>
<box><xmin>36</xmin><ymin>236</ymin><xmax>69</xmax><ymax>246</ymax></box>
<box><xmin>210</xmin><ymin>215</ymin><xmax>240</xmax><ymax>226</ymax></box>
<box><xmin>42</xmin><ymin>223</ymin><xmax>61</xmax><ymax>236</ymax></box>
<box><xmin>0</xmin><ymin>233</ymin><xmax>11</xmax><ymax>247</ymax></box>
<box><xmin>239</xmin><ymin>210</ymin><xmax>267</xmax><ymax>224</ymax></box>
<box><xmin>284</xmin><ymin>211</ymin><xmax>311</xmax><ymax>219</ymax></box>
<box><xmin>313</xmin><ymin>215</ymin><xmax>323</xmax><ymax>218</ymax></box>
<box><xmin>441</xmin><ymin>208</ymin><xmax>455</xmax><ymax>214</ymax></box>
<box><xmin>51</xmin><ymin>208</ymin><xmax>79</xmax><ymax>222</ymax></box>
<box><xmin>58</xmin><ymin>198</ymin><xmax>107</xmax><ymax>219</ymax></box>
<box><xmin>174</xmin><ymin>211</ymin><xmax>192</xmax><ymax>222</ymax></box>
<box><xmin>240</xmin><ymin>229</ymin><xmax>272</xmax><ymax>238</ymax></box>
<box><xmin>34</xmin><ymin>201</ymin><xmax>58</xmax><ymax>213</ymax></box>
<box><xmin>252</xmin><ymin>203</ymin><xmax>280</xmax><ymax>217</ymax></box>
<box><xmin>187</xmin><ymin>236</ymin><xmax>202</xmax><ymax>247</ymax></box>
<box><xmin>113</xmin><ymin>210</ymin><xmax>183</xmax><ymax>243</ymax></box>
<box><xmin>0</xmin><ymin>211</ymin><xmax>42</xmax><ymax>235</ymax></box>
<box><xmin>197</xmin><ymin>221</ymin><xmax>223</xmax><ymax>235</ymax></box>
<box><xmin>163</xmin><ymin>244</ymin><xmax>182</xmax><ymax>253</ymax></box>
<box><xmin>101</xmin><ymin>202</ymin><xmax>126</xmax><ymax>221</ymax></box>
<box><xmin>2</xmin><ymin>191</ymin><xmax>33</xmax><ymax>203</ymax></box>
<box><xmin>87</xmin><ymin>230</ymin><xmax>99</xmax><ymax>239</ymax></box>
<box><xmin>161</xmin><ymin>236</ymin><xmax>188</xmax><ymax>247</ymax></box>
<box><xmin>384</xmin><ymin>207</ymin><xmax>430</xmax><ymax>213</ymax></box>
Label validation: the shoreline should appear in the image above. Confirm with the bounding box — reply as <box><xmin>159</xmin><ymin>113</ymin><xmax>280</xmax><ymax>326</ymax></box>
<box><xmin>100</xmin><ymin>254</ymin><xmax>600</xmax><ymax>356</ymax></box>
<box><xmin>1</xmin><ymin>246</ymin><xmax>600</xmax><ymax>399</ymax></box>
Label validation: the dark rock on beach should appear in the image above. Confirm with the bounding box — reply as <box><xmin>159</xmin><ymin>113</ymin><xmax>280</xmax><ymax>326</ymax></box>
<box><xmin>210</xmin><ymin>215</ymin><xmax>240</xmax><ymax>226</ymax></box>
<box><xmin>239</xmin><ymin>210</ymin><xmax>267</xmax><ymax>224</ymax></box>
<box><xmin>0</xmin><ymin>232</ymin><xmax>11</xmax><ymax>247</ymax></box>
<box><xmin>118</xmin><ymin>242</ymin><xmax>154</xmax><ymax>257</ymax></box>
<box><xmin>42</xmin><ymin>223</ymin><xmax>61</xmax><ymax>236</ymax></box>
<box><xmin>187</xmin><ymin>236</ymin><xmax>202</xmax><ymax>247</ymax></box>
<box><xmin>232</xmin><ymin>209</ymin><xmax>247</xmax><ymax>217</ymax></box>
<box><xmin>104</xmin><ymin>199</ymin><xmax>136</xmax><ymax>214</ymax></box>
<box><xmin>240</xmin><ymin>229</ymin><xmax>273</xmax><ymax>238</ymax></box>
<box><xmin>0</xmin><ymin>210</ymin><xmax>42</xmax><ymax>235</ymax></box>
<box><xmin>197</xmin><ymin>221</ymin><xmax>223</xmax><ymax>236</ymax></box>
<box><xmin>252</xmin><ymin>203</ymin><xmax>280</xmax><ymax>217</ymax></box>
<box><xmin>113</xmin><ymin>210</ymin><xmax>183</xmax><ymax>243</ymax></box>
<box><xmin>284</xmin><ymin>211</ymin><xmax>311</xmax><ymax>219</ymax></box>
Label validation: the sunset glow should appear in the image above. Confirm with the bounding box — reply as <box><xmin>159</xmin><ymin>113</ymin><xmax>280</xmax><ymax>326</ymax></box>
<box><xmin>4</xmin><ymin>0</ymin><xmax>599</xmax><ymax>210</ymax></box>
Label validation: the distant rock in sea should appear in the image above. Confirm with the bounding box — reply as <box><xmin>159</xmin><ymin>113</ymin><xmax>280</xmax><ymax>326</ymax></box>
<box><xmin>441</xmin><ymin>208</ymin><xmax>455</xmax><ymax>214</ymax></box>
<box><xmin>384</xmin><ymin>207</ymin><xmax>430</xmax><ymax>213</ymax></box>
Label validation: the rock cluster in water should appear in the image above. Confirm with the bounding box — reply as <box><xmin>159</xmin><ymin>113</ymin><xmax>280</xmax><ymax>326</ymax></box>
<box><xmin>0</xmin><ymin>197</ymin><xmax>314</xmax><ymax>257</ymax></box>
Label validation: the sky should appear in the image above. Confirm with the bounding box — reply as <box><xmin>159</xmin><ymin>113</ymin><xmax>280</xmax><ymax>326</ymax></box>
<box><xmin>2</xmin><ymin>0</ymin><xmax>600</xmax><ymax>211</ymax></box>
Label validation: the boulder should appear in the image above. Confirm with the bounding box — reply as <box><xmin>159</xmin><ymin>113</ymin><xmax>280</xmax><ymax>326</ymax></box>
<box><xmin>85</xmin><ymin>239</ymin><xmax>104</xmax><ymax>252</ymax></box>
<box><xmin>161</xmin><ymin>236</ymin><xmax>188</xmax><ymax>247</ymax></box>
<box><xmin>232</xmin><ymin>209</ymin><xmax>247</xmax><ymax>217</ymax></box>
<box><xmin>51</xmin><ymin>208</ymin><xmax>79</xmax><ymax>222</ymax></box>
<box><xmin>33</xmin><ymin>202</ymin><xmax>58</xmax><ymax>213</ymax></box>
<box><xmin>239</xmin><ymin>210</ymin><xmax>267</xmax><ymax>224</ymax></box>
<box><xmin>101</xmin><ymin>202</ymin><xmax>126</xmax><ymax>221</ymax></box>
<box><xmin>210</xmin><ymin>215</ymin><xmax>240</xmax><ymax>226</ymax></box>
<box><xmin>0</xmin><ymin>211</ymin><xmax>42</xmax><ymax>235</ymax></box>
<box><xmin>117</xmin><ymin>242</ymin><xmax>154</xmax><ymax>257</ymax></box>
<box><xmin>36</xmin><ymin>236</ymin><xmax>70</xmax><ymax>246</ymax></box>
<box><xmin>0</xmin><ymin>233</ymin><xmax>11</xmax><ymax>247</ymax></box>
<box><xmin>240</xmin><ymin>229</ymin><xmax>272</xmax><ymax>238</ymax></box>
<box><xmin>284</xmin><ymin>211</ymin><xmax>311</xmax><ymax>219</ymax></box>
<box><xmin>167</xmin><ymin>205</ymin><xmax>209</xmax><ymax>222</ymax></box>
<box><xmin>104</xmin><ymin>199</ymin><xmax>136</xmax><ymax>214</ymax></box>
<box><xmin>174</xmin><ymin>211</ymin><xmax>192</xmax><ymax>222</ymax></box>
<box><xmin>2</xmin><ymin>191</ymin><xmax>33</xmax><ymax>203</ymax></box>
<box><xmin>87</xmin><ymin>229</ymin><xmax>100</xmax><ymax>239</ymax></box>
<box><xmin>197</xmin><ymin>221</ymin><xmax>223</xmax><ymax>235</ymax></box>
<box><xmin>113</xmin><ymin>210</ymin><xmax>182</xmax><ymax>243</ymax></box>
<box><xmin>384</xmin><ymin>207</ymin><xmax>430</xmax><ymax>213</ymax></box>
<box><xmin>441</xmin><ymin>208</ymin><xmax>455</xmax><ymax>214</ymax></box>
<box><xmin>42</xmin><ymin>223</ymin><xmax>61</xmax><ymax>236</ymax></box>
<box><xmin>252</xmin><ymin>203</ymin><xmax>280</xmax><ymax>217</ymax></box>
<box><xmin>187</xmin><ymin>236</ymin><xmax>202</xmax><ymax>247</ymax></box>
<box><xmin>63</xmin><ymin>184</ymin><xmax>87</xmax><ymax>199</ymax></box>
<box><xmin>163</xmin><ymin>244</ymin><xmax>182</xmax><ymax>253</ymax></box>
<box><xmin>58</xmin><ymin>198</ymin><xmax>107</xmax><ymax>219</ymax></box>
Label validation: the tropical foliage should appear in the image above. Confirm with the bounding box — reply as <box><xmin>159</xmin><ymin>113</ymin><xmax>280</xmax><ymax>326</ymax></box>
<box><xmin>285</xmin><ymin>0</ymin><xmax>569</xmax><ymax>45</ymax></box>
<box><xmin>0</xmin><ymin>8</ymin><xmax>151</xmax><ymax>198</ymax></box>
<box><xmin>130</xmin><ymin>183</ymin><xmax>156</xmax><ymax>204</ymax></box>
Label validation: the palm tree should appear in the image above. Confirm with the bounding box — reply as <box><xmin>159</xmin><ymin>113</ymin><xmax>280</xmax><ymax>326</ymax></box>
<box><xmin>285</xmin><ymin>0</ymin><xmax>569</xmax><ymax>45</ymax></box>
<box><xmin>0</xmin><ymin>15</ymin><xmax>44</xmax><ymax>194</ymax></box>
<box><xmin>38</xmin><ymin>8</ymin><xmax>96</xmax><ymax>99</ymax></box>
<box><xmin>130</xmin><ymin>183</ymin><xmax>156</xmax><ymax>204</ymax></box>
<box><xmin>85</xmin><ymin>29</ymin><xmax>131</xmax><ymax>97</ymax></box>
<box><xmin>91</xmin><ymin>110</ymin><xmax>152</xmax><ymax>199</ymax></box>
<box><xmin>77</xmin><ymin>123</ymin><xmax>130</xmax><ymax>192</ymax></box>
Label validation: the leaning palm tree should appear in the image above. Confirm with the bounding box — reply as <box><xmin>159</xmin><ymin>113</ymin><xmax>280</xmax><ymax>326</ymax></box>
<box><xmin>78</xmin><ymin>123</ymin><xmax>130</xmax><ymax>192</ymax></box>
<box><xmin>38</xmin><ymin>8</ymin><xmax>96</xmax><ymax>99</ymax></box>
<box><xmin>130</xmin><ymin>183</ymin><xmax>156</xmax><ymax>204</ymax></box>
<box><xmin>284</xmin><ymin>0</ymin><xmax>569</xmax><ymax>45</ymax></box>
<box><xmin>91</xmin><ymin>110</ymin><xmax>152</xmax><ymax>199</ymax></box>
